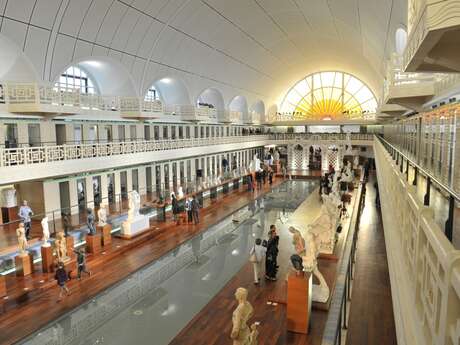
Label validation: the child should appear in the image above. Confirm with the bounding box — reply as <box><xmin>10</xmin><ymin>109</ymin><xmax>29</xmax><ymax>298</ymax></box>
<box><xmin>55</xmin><ymin>262</ymin><xmax>71</xmax><ymax>301</ymax></box>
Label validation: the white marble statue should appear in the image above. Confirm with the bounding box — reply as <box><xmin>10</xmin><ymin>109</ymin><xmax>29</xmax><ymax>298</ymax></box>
<box><xmin>16</xmin><ymin>223</ymin><xmax>28</xmax><ymax>256</ymax></box>
<box><xmin>97</xmin><ymin>204</ymin><xmax>108</xmax><ymax>226</ymax></box>
<box><xmin>41</xmin><ymin>216</ymin><xmax>51</xmax><ymax>247</ymax></box>
<box><xmin>273</xmin><ymin>150</ymin><xmax>280</xmax><ymax>161</ymax></box>
<box><xmin>345</xmin><ymin>132</ymin><xmax>353</xmax><ymax>155</ymax></box>
<box><xmin>249</xmin><ymin>154</ymin><xmax>262</xmax><ymax>173</ymax></box>
<box><xmin>177</xmin><ymin>186</ymin><xmax>184</xmax><ymax>199</ymax></box>
<box><xmin>353</xmin><ymin>155</ymin><xmax>359</xmax><ymax>169</ymax></box>
<box><xmin>288</xmin><ymin>227</ymin><xmax>330</xmax><ymax>303</ymax></box>
<box><xmin>231</xmin><ymin>287</ymin><xmax>258</xmax><ymax>345</ymax></box>
<box><xmin>127</xmin><ymin>190</ymin><xmax>141</xmax><ymax>221</ymax></box>
<box><xmin>341</xmin><ymin>160</ymin><xmax>354</xmax><ymax>183</ymax></box>
<box><xmin>1</xmin><ymin>188</ymin><xmax>17</xmax><ymax>208</ymax></box>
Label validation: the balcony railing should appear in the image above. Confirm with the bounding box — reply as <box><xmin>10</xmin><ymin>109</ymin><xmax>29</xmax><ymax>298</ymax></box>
<box><xmin>0</xmin><ymin>135</ymin><xmax>270</xmax><ymax>167</ymax></box>
<box><xmin>0</xmin><ymin>82</ymin><xmax>245</xmax><ymax>123</ymax></box>
<box><xmin>269</xmin><ymin>133</ymin><xmax>374</xmax><ymax>141</ymax></box>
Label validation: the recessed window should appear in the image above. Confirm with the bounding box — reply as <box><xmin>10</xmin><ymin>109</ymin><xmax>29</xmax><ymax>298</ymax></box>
<box><xmin>55</xmin><ymin>66</ymin><xmax>97</xmax><ymax>94</ymax></box>
<box><xmin>145</xmin><ymin>86</ymin><xmax>160</xmax><ymax>102</ymax></box>
<box><xmin>395</xmin><ymin>27</ymin><xmax>408</xmax><ymax>55</ymax></box>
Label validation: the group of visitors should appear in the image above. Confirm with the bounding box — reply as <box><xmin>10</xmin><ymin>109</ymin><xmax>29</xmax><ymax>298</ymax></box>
<box><xmin>248</xmin><ymin>168</ymin><xmax>274</xmax><ymax>192</ymax></box>
<box><xmin>171</xmin><ymin>193</ymin><xmax>201</xmax><ymax>225</ymax></box>
<box><xmin>249</xmin><ymin>224</ymin><xmax>280</xmax><ymax>284</ymax></box>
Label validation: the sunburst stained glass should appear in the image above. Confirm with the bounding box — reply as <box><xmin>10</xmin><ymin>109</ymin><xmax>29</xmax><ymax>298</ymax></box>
<box><xmin>280</xmin><ymin>71</ymin><xmax>377</xmax><ymax>120</ymax></box>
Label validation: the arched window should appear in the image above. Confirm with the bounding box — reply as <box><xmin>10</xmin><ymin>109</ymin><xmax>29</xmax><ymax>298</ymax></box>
<box><xmin>279</xmin><ymin>71</ymin><xmax>377</xmax><ymax>121</ymax></box>
<box><xmin>55</xmin><ymin>66</ymin><xmax>97</xmax><ymax>94</ymax></box>
<box><xmin>145</xmin><ymin>86</ymin><xmax>160</xmax><ymax>102</ymax></box>
<box><xmin>395</xmin><ymin>28</ymin><xmax>408</xmax><ymax>55</ymax></box>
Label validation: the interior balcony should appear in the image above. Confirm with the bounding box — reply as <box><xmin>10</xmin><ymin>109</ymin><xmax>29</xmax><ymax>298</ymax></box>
<box><xmin>404</xmin><ymin>0</ymin><xmax>460</xmax><ymax>73</ymax></box>
<box><xmin>378</xmin><ymin>103</ymin><xmax>409</xmax><ymax>117</ymax></box>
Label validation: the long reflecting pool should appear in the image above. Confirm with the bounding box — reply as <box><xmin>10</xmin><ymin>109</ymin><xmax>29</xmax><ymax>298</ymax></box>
<box><xmin>23</xmin><ymin>180</ymin><xmax>317</xmax><ymax>345</ymax></box>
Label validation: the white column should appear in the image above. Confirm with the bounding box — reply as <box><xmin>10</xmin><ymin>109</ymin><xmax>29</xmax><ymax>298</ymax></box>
<box><xmin>18</xmin><ymin>123</ymin><xmax>28</xmax><ymax>146</ymax></box>
<box><xmin>160</xmin><ymin>163</ymin><xmax>165</xmax><ymax>191</ymax></box>
<box><xmin>150</xmin><ymin>164</ymin><xmax>156</xmax><ymax>192</ymax></box>
<box><xmin>69</xmin><ymin>179</ymin><xmax>79</xmax><ymax>215</ymax></box>
<box><xmin>100</xmin><ymin>173</ymin><xmax>108</xmax><ymax>204</ymax></box>
<box><xmin>114</xmin><ymin>171</ymin><xmax>121</xmax><ymax>196</ymax></box>
<box><xmin>65</xmin><ymin>124</ymin><xmax>74</xmax><ymax>144</ymax></box>
<box><xmin>126</xmin><ymin>169</ymin><xmax>133</xmax><ymax>193</ymax></box>
<box><xmin>40</xmin><ymin>120</ymin><xmax>56</xmax><ymax>145</ymax></box>
<box><xmin>43</xmin><ymin>181</ymin><xmax>61</xmax><ymax>219</ymax></box>
<box><xmin>85</xmin><ymin>175</ymin><xmax>94</xmax><ymax>209</ymax></box>
<box><xmin>137</xmin><ymin>124</ymin><xmax>144</xmax><ymax>140</ymax></box>
<box><xmin>138</xmin><ymin>166</ymin><xmax>147</xmax><ymax>195</ymax></box>
<box><xmin>0</xmin><ymin>123</ymin><xmax>5</xmax><ymax>146</ymax></box>
<box><xmin>168</xmin><ymin>162</ymin><xmax>174</xmax><ymax>189</ymax></box>
<box><xmin>190</xmin><ymin>159</ymin><xmax>196</xmax><ymax>182</ymax></box>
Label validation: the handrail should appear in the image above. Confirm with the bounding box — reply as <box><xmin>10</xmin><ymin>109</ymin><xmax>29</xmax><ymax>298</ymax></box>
<box><xmin>378</xmin><ymin>135</ymin><xmax>460</xmax><ymax>202</ymax></box>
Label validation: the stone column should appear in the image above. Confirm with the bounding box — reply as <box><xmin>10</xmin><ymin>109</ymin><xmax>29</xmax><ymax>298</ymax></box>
<box><xmin>114</xmin><ymin>171</ymin><xmax>122</xmax><ymax>197</ymax></box>
<box><xmin>40</xmin><ymin>120</ymin><xmax>56</xmax><ymax>145</ymax></box>
<box><xmin>17</xmin><ymin>123</ymin><xmax>28</xmax><ymax>146</ymax></box>
<box><xmin>126</xmin><ymin>169</ymin><xmax>133</xmax><ymax>193</ymax></box>
<box><xmin>138</xmin><ymin>166</ymin><xmax>147</xmax><ymax>195</ymax></box>
<box><xmin>100</xmin><ymin>173</ymin><xmax>108</xmax><ymax>204</ymax></box>
<box><xmin>85</xmin><ymin>175</ymin><xmax>95</xmax><ymax>209</ymax></box>
<box><xmin>43</xmin><ymin>180</ymin><xmax>61</xmax><ymax>219</ymax></box>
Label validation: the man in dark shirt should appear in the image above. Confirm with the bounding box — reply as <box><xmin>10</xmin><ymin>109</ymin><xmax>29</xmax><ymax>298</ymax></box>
<box><xmin>55</xmin><ymin>262</ymin><xmax>71</xmax><ymax>301</ymax></box>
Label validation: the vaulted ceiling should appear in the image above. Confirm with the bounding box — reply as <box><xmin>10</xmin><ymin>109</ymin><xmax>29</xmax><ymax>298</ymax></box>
<box><xmin>0</xmin><ymin>0</ymin><xmax>407</xmax><ymax>108</ymax></box>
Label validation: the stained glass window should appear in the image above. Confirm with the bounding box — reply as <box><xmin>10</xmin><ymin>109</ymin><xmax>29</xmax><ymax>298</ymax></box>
<box><xmin>279</xmin><ymin>71</ymin><xmax>377</xmax><ymax>120</ymax></box>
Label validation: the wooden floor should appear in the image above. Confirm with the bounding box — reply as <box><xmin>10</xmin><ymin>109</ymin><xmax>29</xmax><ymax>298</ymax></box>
<box><xmin>0</xmin><ymin>179</ymin><xmax>284</xmax><ymax>345</ymax></box>
<box><xmin>345</xmin><ymin>177</ymin><xmax>397</xmax><ymax>345</ymax></box>
<box><xmin>171</xmin><ymin>175</ymin><xmax>397</xmax><ymax>345</ymax></box>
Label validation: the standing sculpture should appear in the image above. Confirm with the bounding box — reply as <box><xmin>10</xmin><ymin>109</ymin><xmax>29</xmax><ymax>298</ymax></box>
<box><xmin>87</xmin><ymin>208</ymin><xmax>96</xmax><ymax>235</ymax></box>
<box><xmin>16</xmin><ymin>223</ymin><xmax>28</xmax><ymax>256</ymax></box>
<box><xmin>127</xmin><ymin>190</ymin><xmax>141</xmax><ymax>221</ymax></box>
<box><xmin>97</xmin><ymin>204</ymin><xmax>107</xmax><ymax>226</ymax></box>
<box><xmin>231</xmin><ymin>287</ymin><xmax>258</xmax><ymax>345</ymax></box>
<box><xmin>288</xmin><ymin>226</ymin><xmax>330</xmax><ymax>303</ymax></box>
<box><xmin>341</xmin><ymin>160</ymin><xmax>354</xmax><ymax>183</ymax></box>
<box><xmin>54</xmin><ymin>232</ymin><xmax>69</xmax><ymax>262</ymax></box>
<box><xmin>177</xmin><ymin>186</ymin><xmax>184</xmax><ymax>199</ymax></box>
<box><xmin>41</xmin><ymin>217</ymin><xmax>50</xmax><ymax>247</ymax></box>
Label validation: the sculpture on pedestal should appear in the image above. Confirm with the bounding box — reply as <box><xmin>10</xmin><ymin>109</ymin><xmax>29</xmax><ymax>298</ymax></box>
<box><xmin>1</xmin><ymin>188</ymin><xmax>17</xmax><ymax>207</ymax></box>
<box><xmin>87</xmin><ymin>208</ymin><xmax>96</xmax><ymax>235</ymax></box>
<box><xmin>273</xmin><ymin>150</ymin><xmax>280</xmax><ymax>162</ymax></box>
<box><xmin>177</xmin><ymin>186</ymin><xmax>184</xmax><ymax>199</ymax></box>
<box><xmin>41</xmin><ymin>217</ymin><xmax>50</xmax><ymax>247</ymax></box>
<box><xmin>97</xmin><ymin>204</ymin><xmax>107</xmax><ymax>227</ymax></box>
<box><xmin>127</xmin><ymin>190</ymin><xmax>140</xmax><ymax>221</ymax></box>
<box><xmin>353</xmin><ymin>155</ymin><xmax>359</xmax><ymax>169</ymax></box>
<box><xmin>231</xmin><ymin>287</ymin><xmax>258</xmax><ymax>345</ymax></box>
<box><xmin>341</xmin><ymin>160</ymin><xmax>354</xmax><ymax>183</ymax></box>
<box><xmin>54</xmin><ymin>232</ymin><xmax>69</xmax><ymax>262</ymax></box>
<box><xmin>288</xmin><ymin>226</ymin><xmax>330</xmax><ymax>303</ymax></box>
<box><xmin>16</xmin><ymin>223</ymin><xmax>28</xmax><ymax>256</ymax></box>
<box><xmin>249</xmin><ymin>154</ymin><xmax>262</xmax><ymax>173</ymax></box>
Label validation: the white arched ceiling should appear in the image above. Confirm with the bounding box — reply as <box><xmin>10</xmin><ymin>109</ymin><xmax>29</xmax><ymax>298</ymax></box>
<box><xmin>0</xmin><ymin>34</ymin><xmax>38</xmax><ymax>82</ymax></box>
<box><xmin>197</xmin><ymin>88</ymin><xmax>225</xmax><ymax>110</ymax></box>
<box><xmin>250</xmin><ymin>100</ymin><xmax>265</xmax><ymax>115</ymax></box>
<box><xmin>57</xmin><ymin>57</ymin><xmax>138</xmax><ymax>97</ymax></box>
<box><xmin>0</xmin><ymin>0</ymin><xmax>406</xmax><ymax>106</ymax></box>
<box><xmin>229</xmin><ymin>95</ymin><xmax>248</xmax><ymax>121</ymax></box>
<box><xmin>152</xmin><ymin>77</ymin><xmax>191</xmax><ymax>105</ymax></box>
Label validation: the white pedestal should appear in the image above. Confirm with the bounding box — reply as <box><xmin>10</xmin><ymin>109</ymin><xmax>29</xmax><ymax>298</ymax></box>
<box><xmin>121</xmin><ymin>215</ymin><xmax>150</xmax><ymax>239</ymax></box>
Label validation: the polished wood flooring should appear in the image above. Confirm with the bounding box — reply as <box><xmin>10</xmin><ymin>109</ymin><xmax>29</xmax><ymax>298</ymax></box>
<box><xmin>345</xmin><ymin>178</ymin><xmax>397</xmax><ymax>345</ymax></box>
<box><xmin>171</xmin><ymin>176</ymin><xmax>397</xmax><ymax>345</ymax></box>
<box><xmin>0</xmin><ymin>179</ymin><xmax>283</xmax><ymax>345</ymax></box>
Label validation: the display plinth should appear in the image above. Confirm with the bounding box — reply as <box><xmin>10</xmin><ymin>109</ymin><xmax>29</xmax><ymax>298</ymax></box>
<box><xmin>15</xmin><ymin>254</ymin><xmax>34</xmax><ymax>277</ymax></box>
<box><xmin>66</xmin><ymin>236</ymin><xmax>75</xmax><ymax>260</ymax></box>
<box><xmin>287</xmin><ymin>272</ymin><xmax>312</xmax><ymax>334</ymax></box>
<box><xmin>120</xmin><ymin>215</ymin><xmax>150</xmax><ymax>239</ymax></box>
<box><xmin>86</xmin><ymin>234</ymin><xmax>102</xmax><ymax>254</ymax></box>
<box><xmin>0</xmin><ymin>275</ymin><xmax>6</xmax><ymax>297</ymax></box>
<box><xmin>97</xmin><ymin>224</ymin><xmax>112</xmax><ymax>246</ymax></box>
<box><xmin>41</xmin><ymin>245</ymin><xmax>54</xmax><ymax>273</ymax></box>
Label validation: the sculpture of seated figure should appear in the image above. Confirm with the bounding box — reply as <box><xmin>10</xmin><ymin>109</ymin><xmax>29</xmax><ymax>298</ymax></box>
<box><xmin>55</xmin><ymin>232</ymin><xmax>69</xmax><ymax>262</ymax></box>
<box><xmin>177</xmin><ymin>186</ymin><xmax>184</xmax><ymax>199</ymax></box>
<box><xmin>97</xmin><ymin>204</ymin><xmax>108</xmax><ymax>226</ymax></box>
<box><xmin>231</xmin><ymin>287</ymin><xmax>258</xmax><ymax>345</ymax></box>
<box><xmin>288</xmin><ymin>227</ymin><xmax>330</xmax><ymax>303</ymax></box>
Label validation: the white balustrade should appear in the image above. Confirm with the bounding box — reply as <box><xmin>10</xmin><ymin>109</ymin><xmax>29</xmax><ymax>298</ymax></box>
<box><xmin>375</xmin><ymin>138</ymin><xmax>460</xmax><ymax>345</ymax></box>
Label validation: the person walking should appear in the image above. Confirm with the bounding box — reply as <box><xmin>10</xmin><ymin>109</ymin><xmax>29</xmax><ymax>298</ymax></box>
<box><xmin>73</xmin><ymin>248</ymin><xmax>91</xmax><ymax>280</ymax></box>
<box><xmin>185</xmin><ymin>197</ymin><xmax>193</xmax><ymax>223</ymax></box>
<box><xmin>268</xmin><ymin>169</ymin><xmax>273</xmax><ymax>185</ymax></box>
<box><xmin>171</xmin><ymin>193</ymin><xmax>179</xmax><ymax>224</ymax></box>
<box><xmin>191</xmin><ymin>195</ymin><xmax>200</xmax><ymax>224</ymax></box>
<box><xmin>249</xmin><ymin>238</ymin><xmax>266</xmax><ymax>284</ymax></box>
<box><xmin>55</xmin><ymin>262</ymin><xmax>71</xmax><ymax>301</ymax></box>
<box><xmin>265</xmin><ymin>225</ymin><xmax>279</xmax><ymax>281</ymax></box>
<box><xmin>19</xmin><ymin>200</ymin><xmax>33</xmax><ymax>239</ymax></box>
